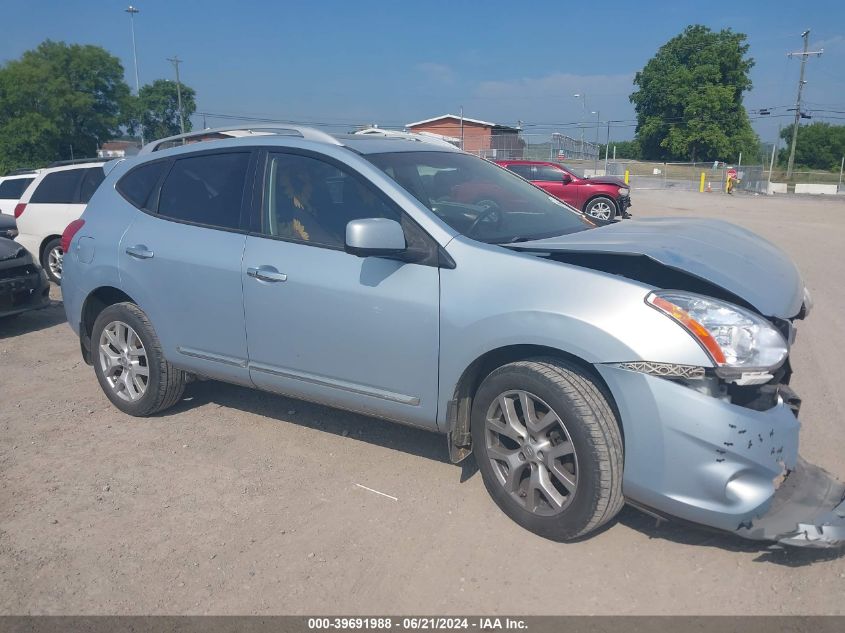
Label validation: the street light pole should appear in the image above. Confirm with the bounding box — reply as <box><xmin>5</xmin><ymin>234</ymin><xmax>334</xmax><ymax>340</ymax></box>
<box><xmin>125</xmin><ymin>5</ymin><xmax>143</xmax><ymax>144</ymax></box>
<box><xmin>167</xmin><ymin>56</ymin><xmax>186</xmax><ymax>135</ymax></box>
<box><xmin>591</xmin><ymin>111</ymin><xmax>600</xmax><ymax>172</ymax></box>
<box><xmin>573</xmin><ymin>93</ymin><xmax>586</xmax><ymax>157</ymax></box>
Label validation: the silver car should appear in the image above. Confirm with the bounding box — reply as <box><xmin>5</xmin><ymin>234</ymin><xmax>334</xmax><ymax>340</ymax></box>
<box><xmin>61</xmin><ymin>126</ymin><xmax>844</xmax><ymax>548</ymax></box>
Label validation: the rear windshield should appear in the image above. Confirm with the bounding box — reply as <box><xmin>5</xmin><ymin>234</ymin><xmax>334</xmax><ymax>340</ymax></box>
<box><xmin>0</xmin><ymin>177</ymin><xmax>34</xmax><ymax>200</ymax></box>
<box><xmin>364</xmin><ymin>151</ymin><xmax>593</xmax><ymax>243</ymax></box>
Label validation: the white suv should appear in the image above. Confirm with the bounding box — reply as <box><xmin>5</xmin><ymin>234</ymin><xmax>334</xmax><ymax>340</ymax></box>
<box><xmin>15</xmin><ymin>160</ymin><xmax>106</xmax><ymax>283</ymax></box>
<box><xmin>0</xmin><ymin>170</ymin><xmax>40</xmax><ymax>215</ymax></box>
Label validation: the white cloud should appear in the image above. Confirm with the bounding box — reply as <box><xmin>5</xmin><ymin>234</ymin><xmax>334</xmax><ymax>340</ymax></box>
<box><xmin>415</xmin><ymin>62</ymin><xmax>457</xmax><ymax>84</ymax></box>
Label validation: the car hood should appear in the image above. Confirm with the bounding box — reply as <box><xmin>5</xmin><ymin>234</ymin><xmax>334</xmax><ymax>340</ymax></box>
<box><xmin>508</xmin><ymin>217</ymin><xmax>804</xmax><ymax>318</ymax></box>
<box><xmin>0</xmin><ymin>237</ymin><xmax>26</xmax><ymax>262</ymax></box>
<box><xmin>582</xmin><ymin>176</ymin><xmax>626</xmax><ymax>188</ymax></box>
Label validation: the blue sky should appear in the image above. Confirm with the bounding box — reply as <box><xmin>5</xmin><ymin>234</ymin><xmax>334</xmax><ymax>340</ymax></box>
<box><xmin>2</xmin><ymin>0</ymin><xmax>844</xmax><ymax>147</ymax></box>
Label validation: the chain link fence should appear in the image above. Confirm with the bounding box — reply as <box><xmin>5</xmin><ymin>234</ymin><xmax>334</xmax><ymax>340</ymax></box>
<box><xmin>462</xmin><ymin>132</ymin><xmax>842</xmax><ymax>195</ymax></box>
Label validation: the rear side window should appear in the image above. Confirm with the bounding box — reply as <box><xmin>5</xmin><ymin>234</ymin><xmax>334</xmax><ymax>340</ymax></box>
<box><xmin>534</xmin><ymin>165</ymin><xmax>566</xmax><ymax>182</ymax></box>
<box><xmin>0</xmin><ymin>177</ymin><xmax>34</xmax><ymax>199</ymax></box>
<box><xmin>157</xmin><ymin>152</ymin><xmax>250</xmax><ymax>229</ymax></box>
<box><xmin>117</xmin><ymin>161</ymin><xmax>168</xmax><ymax>210</ymax></box>
<box><xmin>507</xmin><ymin>164</ymin><xmax>535</xmax><ymax>180</ymax></box>
<box><xmin>30</xmin><ymin>169</ymin><xmax>85</xmax><ymax>204</ymax></box>
<box><xmin>79</xmin><ymin>167</ymin><xmax>105</xmax><ymax>203</ymax></box>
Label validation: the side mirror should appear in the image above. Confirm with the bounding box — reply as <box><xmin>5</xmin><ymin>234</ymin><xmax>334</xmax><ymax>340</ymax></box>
<box><xmin>345</xmin><ymin>218</ymin><xmax>407</xmax><ymax>258</ymax></box>
<box><xmin>560</xmin><ymin>173</ymin><xmax>572</xmax><ymax>184</ymax></box>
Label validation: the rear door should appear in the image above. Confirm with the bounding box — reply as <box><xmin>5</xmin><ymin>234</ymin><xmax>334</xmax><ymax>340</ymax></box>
<box><xmin>118</xmin><ymin>149</ymin><xmax>256</xmax><ymax>385</ymax></box>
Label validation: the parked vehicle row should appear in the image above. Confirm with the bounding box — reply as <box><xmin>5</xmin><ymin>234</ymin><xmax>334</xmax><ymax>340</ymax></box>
<box><xmin>57</xmin><ymin>126</ymin><xmax>843</xmax><ymax>549</ymax></box>
<box><xmin>13</xmin><ymin>160</ymin><xmax>106</xmax><ymax>283</ymax></box>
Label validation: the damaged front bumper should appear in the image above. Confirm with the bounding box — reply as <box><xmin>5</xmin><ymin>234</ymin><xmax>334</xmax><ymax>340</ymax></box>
<box><xmin>737</xmin><ymin>457</ymin><xmax>845</xmax><ymax>548</ymax></box>
<box><xmin>596</xmin><ymin>364</ymin><xmax>845</xmax><ymax>549</ymax></box>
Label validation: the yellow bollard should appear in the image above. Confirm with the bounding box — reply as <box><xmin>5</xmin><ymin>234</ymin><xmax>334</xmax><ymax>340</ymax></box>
<box><xmin>624</xmin><ymin>170</ymin><xmax>629</xmax><ymax>185</ymax></box>
<box><xmin>699</xmin><ymin>172</ymin><xmax>705</xmax><ymax>193</ymax></box>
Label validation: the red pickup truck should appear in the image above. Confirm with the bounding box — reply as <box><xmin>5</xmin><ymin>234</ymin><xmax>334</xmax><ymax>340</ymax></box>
<box><xmin>495</xmin><ymin>160</ymin><xmax>631</xmax><ymax>220</ymax></box>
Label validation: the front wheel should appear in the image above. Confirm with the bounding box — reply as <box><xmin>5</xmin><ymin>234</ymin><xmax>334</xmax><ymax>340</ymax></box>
<box><xmin>471</xmin><ymin>359</ymin><xmax>624</xmax><ymax>541</ymax></box>
<box><xmin>584</xmin><ymin>197</ymin><xmax>617</xmax><ymax>221</ymax></box>
<box><xmin>41</xmin><ymin>238</ymin><xmax>63</xmax><ymax>284</ymax></box>
<box><xmin>91</xmin><ymin>302</ymin><xmax>187</xmax><ymax>416</ymax></box>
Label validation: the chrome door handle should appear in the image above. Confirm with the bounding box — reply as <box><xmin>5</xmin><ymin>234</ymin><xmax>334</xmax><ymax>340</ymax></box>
<box><xmin>247</xmin><ymin>266</ymin><xmax>287</xmax><ymax>283</ymax></box>
<box><xmin>126</xmin><ymin>245</ymin><xmax>154</xmax><ymax>259</ymax></box>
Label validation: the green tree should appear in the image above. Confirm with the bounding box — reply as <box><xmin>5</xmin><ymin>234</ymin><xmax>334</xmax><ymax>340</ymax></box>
<box><xmin>0</xmin><ymin>40</ymin><xmax>130</xmax><ymax>173</ymax></box>
<box><xmin>630</xmin><ymin>25</ymin><xmax>759</xmax><ymax>162</ymax></box>
<box><xmin>125</xmin><ymin>79</ymin><xmax>196</xmax><ymax>142</ymax></box>
<box><xmin>778</xmin><ymin>122</ymin><xmax>845</xmax><ymax>171</ymax></box>
<box><xmin>599</xmin><ymin>139</ymin><xmax>641</xmax><ymax>160</ymax></box>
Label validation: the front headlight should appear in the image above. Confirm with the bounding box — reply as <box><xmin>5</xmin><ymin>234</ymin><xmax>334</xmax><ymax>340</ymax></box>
<box><xmin>646</xmin><ymin>291</ymin><xmax>787</xmax><ymax>371</ymax></box>
<box><xmin>618</xmin><ymin>188</ymin><xmax>629</xmax><ymax>196</ymax></box>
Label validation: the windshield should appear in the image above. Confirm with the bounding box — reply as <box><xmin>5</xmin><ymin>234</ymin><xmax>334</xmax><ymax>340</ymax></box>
<box><xmin>364</xmin><ymin>152</ymin><xmax>594</xmax><ymax>243</ymax></box>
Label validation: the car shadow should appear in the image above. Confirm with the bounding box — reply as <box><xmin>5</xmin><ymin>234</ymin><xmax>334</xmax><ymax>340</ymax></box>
<box><xmin>162</xmin><ymin>379</ymin><xmax>841</xmax><ymax>564</ymax></box>
<box><xmin>169</xmin><ymin>378</ymin><xmax>455</xmax><ymax>467</ymax></box>
<box><xmin>616</xmin><ymin>506</ymin><xmax>845</xmax><ymax>565</ymax></box>
<box><xmin>0</xmin><ymin>300</ymin><xmax>66</xmax><ymax>338</ymax></box>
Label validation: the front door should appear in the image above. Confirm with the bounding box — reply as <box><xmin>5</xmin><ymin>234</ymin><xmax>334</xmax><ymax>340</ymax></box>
<box><xmin>241</xmin><ymin>151</ymin><xmax>441</xmax><ymax>428</ymax></box>
<box><xmin>533</xmin><ymin>164</ymin><xmax>578</xmax><ymax>207</ymax></box>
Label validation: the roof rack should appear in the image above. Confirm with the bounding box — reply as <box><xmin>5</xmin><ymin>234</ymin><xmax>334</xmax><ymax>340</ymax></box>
<box><xmin>47</xmin><ymin>158</ymin><xmax>108</xmax><ymax>168</ymax></box>
<box><xmin>4</xmin><ymin>168</ymin><xmax>38</xmax><ymax>176</ymax></box>
<box><xmin>352</xmin><ymin>128</ymin><xmax>460</xmax><ymax>148</ymax></box>
<box><xmin>138</xmin><ymin>125</ymin><xmax>343</xmax><ymax>154</ymax></box>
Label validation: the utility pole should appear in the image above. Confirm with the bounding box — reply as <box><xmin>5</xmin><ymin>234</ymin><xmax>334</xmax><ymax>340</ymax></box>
<box><xmin>604</xmin><ymin>120</ymin><xmax>611</xmax><ymax>173</ymax></box>
<box><xmin>125</xmin><ymin>5</ymin><xmax>143</xmax><ymax>145</ymax></box>
<box><xmin>786</xmin><ymin>30</ymin><xmax>824</xmax><ymax>178</ymax></box>
<box><xmin>459</xmin><ymin>105</ymin><xmax>464</xmax><ymax>151</ymax></box>
<box><xmin>167</xmin><ymin>56</ymin><xmax>186</xmax><ymax>135</ymax></box>
<box><xmin>591</xmin><ymin>111</ymin><xmax>600</xmax><ymax>172</ymax></box>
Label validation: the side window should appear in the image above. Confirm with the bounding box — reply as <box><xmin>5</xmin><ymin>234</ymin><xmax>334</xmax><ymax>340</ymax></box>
<box><xmin>507</xmin><ymin>164</ymin><xmax>535</xmax><ymax>180</ymax></box>
<box><xmin>117</xmin><ymin>161</ymin><xmax>169</xmax><ymax>210</ymax></box>
<box><xmin>30</xmin><ymin>169</ymin><xmax>85</xmax><ymax>204</ymax></box>
<box><xmin>158</xmin><ymin>152</ymin><xmax>250</xmax><ymax>229</ymax></box>
<box><xmin>263</xmin><ymin>153</ymin><xmax>399</xmax><ymax>248</ymax></box>
<box><xmin>0</xmin><ymin>178</ymin><xmax>34</xmax><ymax>199</ymax></box>
<box><xmin>534</xmin><ymin>165</ymin><xmax>566</xmax><ymax>182</ymax></box>
<box><xmin>79</xmin><ymin>167</ymin><xmax>106</xmax><ymax>203</ymax></box>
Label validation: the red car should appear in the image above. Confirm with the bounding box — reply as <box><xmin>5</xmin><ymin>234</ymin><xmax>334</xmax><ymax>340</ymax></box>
<box><xmin>495</xmin><ymin>160</ymin><xmax>631</xmax><ymax>220</ymax></box>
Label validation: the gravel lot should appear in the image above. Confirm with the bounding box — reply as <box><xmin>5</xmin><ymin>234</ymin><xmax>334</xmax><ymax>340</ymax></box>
<box><xmin>2</xmin><ymin>189</ymin><xmax>845</xmax><ymax>615</ymax></box>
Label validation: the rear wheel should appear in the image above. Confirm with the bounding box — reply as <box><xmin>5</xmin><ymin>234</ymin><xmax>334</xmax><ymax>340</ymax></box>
<box><xmin>41</xmin><ymin>238</ymin><xmax>63</xmax><ymax>284</ymax></box>
<box><xmin>91</xmin><ymin>302</ymin><xmax>187</xmax><ymax>416</ymax></box>
<box><xmin>471</xmin><ymin>358</ymin><xmax>624</xmax><ymax>541</ymax></box>
<box><xmin>584</xmin><ymin>197</ymin><xmax>617</xmax><ymax>221</ymax></box>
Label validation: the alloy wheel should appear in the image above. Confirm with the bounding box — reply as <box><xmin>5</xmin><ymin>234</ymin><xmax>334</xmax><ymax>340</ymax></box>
<box><xmin>484</xmin><ymin>390</ymin><xmax>578</xmax><ymax>516</ymax></box>
<box><xmin>98</xmin><ymin>321</ymin><xmax>149</xmax><ymax>401</ymax></box>
<box><xmin>588</xmin><ymin>201</ymin><xmax>613</xmax><ymax>220</ymax></box>
<box><xmin>47</xmin><ymin>246</ymin><xmax>63</xmax><ymax>280</ymax></box>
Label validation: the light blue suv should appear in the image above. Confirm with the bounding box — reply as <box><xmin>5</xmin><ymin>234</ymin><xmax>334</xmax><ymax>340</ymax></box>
<box><xmin>62</xmin><ymin>126</ymin><xmax>844</xmax><ymax>548</ymax></box>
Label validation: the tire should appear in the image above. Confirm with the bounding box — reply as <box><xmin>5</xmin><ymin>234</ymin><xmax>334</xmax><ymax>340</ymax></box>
<box><xmin>41</xmin><ymin>237</ymin><xmax>63</xmax><ymax>285</ymax></box>
<box><xmin>584</xmin><ymin>196</ymin><xmax>617</xmax><ymax>221</ymax></box>
<box><xmin>471</xmin><ymin>358</ymin><xmax>624</xmax><ymax>541</ymax></box>
<box><xmin>91</xmin><ymin>302</ymin><xmax>187</xmax><ymax>416</ymax></box>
